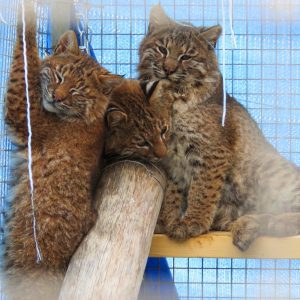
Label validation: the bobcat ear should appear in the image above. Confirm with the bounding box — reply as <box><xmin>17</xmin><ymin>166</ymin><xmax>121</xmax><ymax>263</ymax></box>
<box><xmin>200</xmin><ymin>25</ymin><xmax>222</xmax><ymax>47</ymax></box>
<box><xmin>149</xmin><ymin>4</ymin><xmax>175</xmax><ymax>33</ymax></box>
<box><xmin>140</xmin><ymin>81</ymin><xmax>159</xmax><ymax>101</ymax></box>
<box><xmin>97</xmin><ymin>74</ymin><xmax>124</xmax><ymax>96</ymax></box>
<box><xmin>106</xmin><ymin>107</ymin><xmax>127</xmax><ymax>128</ymax></box>
<box><xmin>54</xmin><ymin>30</ymin><xmax>80</xmax><ymax>56</ymax></box>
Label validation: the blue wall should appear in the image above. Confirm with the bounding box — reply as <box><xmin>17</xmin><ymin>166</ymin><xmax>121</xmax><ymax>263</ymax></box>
<box><xmin>0</xmin><ymin>1</ymin><xmax>300</xmax><ymax>299</ymax></box>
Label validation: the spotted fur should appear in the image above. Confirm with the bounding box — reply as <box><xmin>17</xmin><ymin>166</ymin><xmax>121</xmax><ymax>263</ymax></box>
<box><xmin>3</xmin><ymin>3</ymin><xmax>121</xmax><ymax>299</ymax></box>
<box><xmin>104</xmin><ymin>79</ymin><xmax>172</xmax><ymax>163</ymax></box>
<box><xmin>139</xmin><ymin>5</ymin><xmax>300</xmax><ymax>250</ymax></box>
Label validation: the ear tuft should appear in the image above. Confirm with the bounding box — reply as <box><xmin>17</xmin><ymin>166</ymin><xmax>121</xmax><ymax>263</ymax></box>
<box><xmin>140</xmin><ymin>81</ymin><xmax>159</xmax><ymax>101</ymax></box>
<box><xmin>106</xmin><ymin>108</ymin><xmax>127</xmax><ymax>128</ymax></box>
<box><xmin>98</xmin><ymin>74</ymin><xmax>124</xmax><ymax>96</ymax></box>
<box><xmin>54</xmin><ymin>30</ymin><xmax>80</xmax><ymax>56</ymax></box>
<box><xmin>200</xmin><ymin>25</ymin><xmax>222</xmax><ymax>47</ymax></box>
<box><xmin>148</xmin><ymin>4</ymin><xmax>175</xmax><ymax>33</ymax></box>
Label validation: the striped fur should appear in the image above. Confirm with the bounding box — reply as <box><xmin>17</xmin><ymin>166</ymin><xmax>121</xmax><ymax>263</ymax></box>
<box><xmin>4</xmin><ymin>3</ymin><xmax>121</xmax><ymax>299</ymax></box>
<box><xmin>139</xmin><ymin>5</ymin><xmax>300</xmax><ymax>251</ymax></box>
<box><xmin>104</xmin><ymin>80</ymin><xmax>171</xmax><ymax>162</ymax></box>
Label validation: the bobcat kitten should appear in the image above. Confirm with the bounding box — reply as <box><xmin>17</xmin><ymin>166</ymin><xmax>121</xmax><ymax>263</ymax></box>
<box><xmin>4</xmin><ymin>3</ymin><xmax>121</xmax><ymax>299</ymax></box>
<box><xmin>104</xmin><ymin>79</ymin><xmax>171</xmax><ymax>162</ymax></box>
<box><xmin>138</xmin><ymin>5</ymin><xmax>300</xmax><ymax>250</ymax></box>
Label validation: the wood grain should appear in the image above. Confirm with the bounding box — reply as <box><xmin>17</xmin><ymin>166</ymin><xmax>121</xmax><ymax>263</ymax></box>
<box><xmin>150</xmin><ymin>232</ymin><xmax>300</xmax><ymax>259</ymax></box>
<box><xmin>59</xmin><ymin>161</ymin><xmax>166</xmax><ymax>300</ymax></box>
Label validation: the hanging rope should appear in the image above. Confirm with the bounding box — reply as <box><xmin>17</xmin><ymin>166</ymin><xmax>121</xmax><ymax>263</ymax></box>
<box><xmin>0</xmin><ymin>10</ymin><xmax>8</xmax><ymax>25</ymax></box>
<box><xmin>221</xmin><ymin>0</ymin><xmax>237</xmax><ymax>127</ymax></box>
<box><xmin>221</xmin><ymin>0</ymin><xmax>227</xmax><ymax>127</ymax></box>
<box><xmin>76</xmin><ymin>2</ymin><xmax>92</xmax><ymax>55</ymax></box>
<box><xmin>229</xmin><ymin>0</ymin><xmax>237</xmax><ymax>48</ymax></box>
<box><xmin>21</xmin><ymin>0</ymin><xmax>42</xmax><ymax>263</ymax></box>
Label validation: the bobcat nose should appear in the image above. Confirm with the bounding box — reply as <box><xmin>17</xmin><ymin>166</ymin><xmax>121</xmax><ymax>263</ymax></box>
<box><xmin>163</xmin><ymin>60</ymin><xmax>177</xmax><ymax>75</ymax></box>
<box><xmin>153</xmin><ymin>142</ymin><xmax>168</xmax><ymax>158</ymax></box>
<box><xmin>52</xmin><ymin>90</ymin><xmax>65</xmax><ymax>102</ymax></box>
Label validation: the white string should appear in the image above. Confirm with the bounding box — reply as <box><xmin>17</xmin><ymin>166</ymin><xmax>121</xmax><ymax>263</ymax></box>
<box><xmin>221</xmin><ymin>0</ymin><xmax>227</xmax><ymax>127</ymax></box>
<box><xmin>77</xmin><ymin>3</ymin><xmax>91</xmax><ymax>54</ymax></box>
<box><xmin>83</xmin><ymin>3</ymin><xmax>90</xmax><ymax>53</ymax></box>
<box><xmin>0</xmin><ymin>10</ymin><xmax>8</xmax><ymax>25</ymax></box>
<box><xmin>229</xmin><ymin>0</ymin><xmax>237</xmax><ymax>48</ymax></box>
<box><xmin>21</xmin><ymin>0</ymin><xmax>42</xmax><ymax>263</ymax></box>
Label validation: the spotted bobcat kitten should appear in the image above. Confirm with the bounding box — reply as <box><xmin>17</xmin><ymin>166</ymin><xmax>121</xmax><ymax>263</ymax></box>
<box><xmin>139</xmin><ymin>5</ymin><xmax>300</xmax><ymax>250</ymax></box>
<box><xmin>3</xmin><ymin>3</ymin><xmax>122</xmax><ymax>299</ymax></box>
<box><xmin>104</xmin><ymin>79</ymin><xmax>171</xmax><ymax>162</ymax></box>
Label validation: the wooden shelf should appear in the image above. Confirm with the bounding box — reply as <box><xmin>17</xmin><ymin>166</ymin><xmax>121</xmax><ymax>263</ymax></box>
<box><xmin>150</xmin><ymin>232</ymin><xmax>300</xmax><ymax>259</ymax></box>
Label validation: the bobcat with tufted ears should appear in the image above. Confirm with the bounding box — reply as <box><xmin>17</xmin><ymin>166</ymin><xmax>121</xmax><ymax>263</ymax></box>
<box><xmin>138</xmin><ymin>4</ymin><xmax>300</xmax><ymax>251</ymax></box>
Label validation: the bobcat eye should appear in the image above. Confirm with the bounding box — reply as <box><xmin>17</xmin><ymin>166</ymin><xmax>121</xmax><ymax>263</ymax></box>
<box><xmin>180</xmin><ymin>55</ymin><xmax>191</xmax><ymax>61</ymax></box>
<box><xmin>69</xmin><ymin>88</ymin><xmax>80</xmax><ymax>96</ymax></box>
<box><xmin>157</xmin><ymin>46</ymin><xmax>168</xmax><ymax>56</ymax></box>
<box><xmin>55</xmin><ymin>72</ymin><xmax>64</xmax><ymax>84</ymax></box>
<box><xmin>137</xmin><ymin>141</ymin><xmax>151</xmax><ymax>149</ymax></box>
<box><xmin>161</xmin><ymin>126</ymin><xmax>169</xmax><ymax>138</ymax></box>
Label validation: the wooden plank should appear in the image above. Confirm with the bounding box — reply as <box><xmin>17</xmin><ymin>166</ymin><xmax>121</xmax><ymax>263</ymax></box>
<box><xmin>59</xmin><ymin>162</ymin><xmax>166</xmax><ymax>300</ymax></box>
<box><xmin>150</xmin><ymin>233</ymin><xmax>300</xmax><ymax>259</ymax></box>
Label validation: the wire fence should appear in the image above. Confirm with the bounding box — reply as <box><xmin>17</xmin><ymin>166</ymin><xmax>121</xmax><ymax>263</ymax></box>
<box><xmin>140</xmin><ymin>257</ymin><xmax>300</xmax><ymax>299</ymax></box>
<box><xmin>0</xmin><ymin>0</ymin><xmax>300</xmax><ymax>299</ymax></box>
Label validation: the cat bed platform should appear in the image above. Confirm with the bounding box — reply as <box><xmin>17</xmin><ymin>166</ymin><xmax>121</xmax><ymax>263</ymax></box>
<box><xmin>150</xmin><ymin>233</ymin><xmax>300</xmax><ymax>259</ymax></box>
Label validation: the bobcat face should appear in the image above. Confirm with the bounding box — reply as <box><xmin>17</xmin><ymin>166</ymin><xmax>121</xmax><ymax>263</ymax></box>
<box><xmin>105</xmin><ymin>80</ymin><xmax>171</xmax><ymax>162</ymax></box>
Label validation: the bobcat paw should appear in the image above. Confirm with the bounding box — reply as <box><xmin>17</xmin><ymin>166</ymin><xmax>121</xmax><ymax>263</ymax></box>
<box><xmin>186</xmin><ymin>222</ymin><xmax>208</xmax><ymax>238</ymax></box>
<box><xmin>231</xmin><ymin>216</ymin><xmax>260</xmax><ymax>251</ymax></box>
<box><xmin>166</xmin><ymin>221</ymin><xmax>189</xmax><ymax>240</ymax></box>
<box><xmin>165</xmin><ymin>219</ymin><xmax>207</xmax><ymax>241</ymax></box>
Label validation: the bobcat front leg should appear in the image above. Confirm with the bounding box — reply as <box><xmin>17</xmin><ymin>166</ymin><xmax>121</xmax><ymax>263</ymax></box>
<box><xmin>5</xmin><ymin>2</ymin><xmax>41</xmax><ymax>145</ymax></box>
<box><xmin>156</xmin><ymin>179</ymin><xmax>185</xmax><ymax>234</ymax></box>
<box><xmin>182</xmin><ymin>168</ymin><xmax>228</xmax><ymax>239</ymax></box>
<box><xmin>165</xmin><ymin>157</ymin><xmax>229</xmax><ymax>240</ymax></box>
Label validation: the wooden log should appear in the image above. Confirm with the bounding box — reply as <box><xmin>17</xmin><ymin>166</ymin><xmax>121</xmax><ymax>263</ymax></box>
<box><xmin>59</xmin><ymin>161</ymin><xmax>166</xmax><ymax>300</ymax></box>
